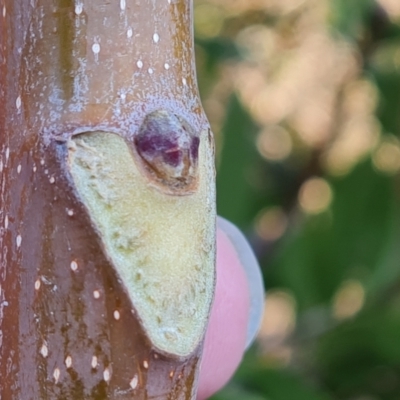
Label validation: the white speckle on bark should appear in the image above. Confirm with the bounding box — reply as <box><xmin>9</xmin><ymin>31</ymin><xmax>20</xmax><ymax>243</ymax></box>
<box><xmin>75</xmin><ymin>3</ymin><xmax>83</xmax><ymax>15</ymax></box>
<box><xmin>148</xmin><ymin>68</ymin><xmax>154</xmax><ymax>75</ymax></box>
<box><xmin>53</xmin><ymin>368</ymin><xmax>60</xmax><ymax>383</ymax></box>
<box><xmin>40</xmin><ymin>159</ymin><xmax>45</xmax><ymax>166</ymax></box>
<box><xmin>120</xmin><ymin>0</ymin><xmax>126</xmax><ymax>10</ymax></box>
<box><xmin>16</xmin><ymin>235</ymin><xmax>22</xmax><ymax>248</ymax></box>
<box><xmin>16</xmin><ymin>96</ymin><xmax>21</xmax><ymax>109</ymax></box>
<box><xmin>65</xmin><ymin>356</ymin><xmax>72</xmax><ymax>368</ymax></box>
<box><xmin>5</xmin><ymin>147</ymin><xmax>9</xmax><ymax>161</ymax></box>
<box><xmin>40</xmin><ymin>344</ymin><xmax>48</xmax><ymax>358</ymax></box>
<box><xmin>182</xmin><ymin>78</ymin><xmax>187</xmax><ymax>86</ymax></box>
<box><xmin>153</xmin><ymin>33</ymin><xmax>159</xmax><ymax>43</ymax></box>
<box><xmin>4</xmin><ymin>215</ymin><xmax>8</xmax><ymax>229</ymax></box>
<box><xmin>91</xmin><ymin>356</ymin><xmax>98</xmax><ymax>369</ymax></box>
<box><xmin>92</xmin><ymin>43</ymin><xmax>100</xmax><ymax>54</ymax></box>
<box><xmin>33</xmin><ymin>165</ymin><xmax>37</xmax><ymax>172</ymax></box>
<box><xmin>17</xmin><ymin>164</ymin><xmax>21</xmax><ymax>174</ymax></box>
<box><xmin>137</xmin><ymin>60</ymin><xmax>143</xmax><ymax>69</ymax></box>
<box><xmin>67</xmin><ymin>209</ymin><xmax>74</xmax><ymax>216</ymax></box>
<box><xmin>143</xmin><ymin>360</ymin><xmax>149</xmax><ymax>369</ymax></box>
<box><xmin>35</xmin><ymin>279</ymin><xmax>41</xmax><ymax>291</ymax></box>
<box><xmin>130</xmin><ymin>375</ymin><xmax>138</xmax><ymax>389</ymax></box>
<box><xmin>93</xmin><ymin>290</ymin><xmax>100</xmax><ymax>299</ymax></box>
<box><xmin>113</xmin><ymin>310</ymin><xmax>120</xmax><ymax>320</ymax></box>
<box><xmin>2</xmin><ymin>5</ymin><xmax>6</xmax><ymax>18</ymax></box>
<box><xmin>70</xmin><ymin>260</ymin><xmax>78</xmax><ymax>271</ymax></box>
<box><xmin>49</xmin><ymin>176</ymin><xmax>55</xmax><ymax>184</ymax></box>
<box><xmin>164</xmin><ymin>63</ymin><xmax>170</xmax><ymax>70</ymax></box>
<box><xmin>103</xmin><ymin>367</ymin><xmax>111</xmax><ymax>382</ymax></box>
<box><xmin>127</xmin><ymin>28</ymin><xmax>133</xmax><ymax>38</ymax></box>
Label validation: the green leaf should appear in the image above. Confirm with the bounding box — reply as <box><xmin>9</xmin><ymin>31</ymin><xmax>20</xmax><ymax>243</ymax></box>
<box><xmin>317</xmin><ymin>309</ymin><xmax>400</xmax><ymax>398</ymax></box>
<box><xmin>267</xmin><ymin>161</ymin><xmax>394</xmax><ymax>309</ymax></box>
<box><xmin>329</xmin><ymin>0</ymin><xmax>375</xmax><ymax>40</ymax></box>
<box><xmin>369</xmin><ymin>39</ymin><xmax>400</xmax><ymax>135</ymax></box>
<box><xmin>216</xmin><ymin>94</ymin><xmax>264</xmax><ymax>229</ymax></box>
<box><xmin>195</xmin><ymin>37</ymin><xmax>239</xmax><ymax>72</ymax></box>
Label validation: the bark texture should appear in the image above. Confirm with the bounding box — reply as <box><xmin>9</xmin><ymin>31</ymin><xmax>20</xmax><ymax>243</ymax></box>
<box><xmin>0</xmin><ymin>0</ymin><xmax>216</xmax><ymax>398</ymax></box>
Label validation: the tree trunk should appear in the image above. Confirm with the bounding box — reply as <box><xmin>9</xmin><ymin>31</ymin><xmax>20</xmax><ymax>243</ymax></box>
<box><xmin>0</xmin><ymin>0</ymin><xmax>216</xmax><ymax>398</ymax></box>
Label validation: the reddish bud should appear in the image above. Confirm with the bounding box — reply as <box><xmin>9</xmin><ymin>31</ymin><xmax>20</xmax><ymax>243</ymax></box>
<box><xmin>134</xmin><ymin>110</ymin><xmax>199</xmax><ymax>188</ymax></box>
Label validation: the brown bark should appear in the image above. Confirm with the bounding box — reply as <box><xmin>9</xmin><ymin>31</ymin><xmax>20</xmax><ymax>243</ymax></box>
<box><xmin>0</xmin><ymin>0</ymin><xmax>216</xmax><ymax>399</ymax></box>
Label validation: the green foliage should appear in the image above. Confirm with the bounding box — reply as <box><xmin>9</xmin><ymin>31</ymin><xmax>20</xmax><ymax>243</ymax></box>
<box><xmin>216</xmin><ymin>95</ymin><xmax>264</xmax><ymax>229</ymax></box>
<box><xmin>269</xmin><ymin>162</ymin><xmax>395</xmax><ymax>310</ymax></box>
<box><xmin>370</xmin><ymin>39</ymin><xmax>400</xmax><ymax>135</ymax></box>
<box><xmin>330</xmin><ymin>0</ymin><xmax>376</xmax><ymax>40</ymax></box>
<box><xmin>195</xmin><ymin>0</ymin><xmax>400</xmax><ymax>399</ymax></box>
<box><xmin>317</xmin><ymin>308</ymin><xmax>400</xmax><ymax>398</ymax></box>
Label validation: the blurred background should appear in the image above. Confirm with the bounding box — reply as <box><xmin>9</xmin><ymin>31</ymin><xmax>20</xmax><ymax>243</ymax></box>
<box><xmin>193</xmin><ymin>0</ymin><xmax>400</xmax><ymax>399</ymax></box>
